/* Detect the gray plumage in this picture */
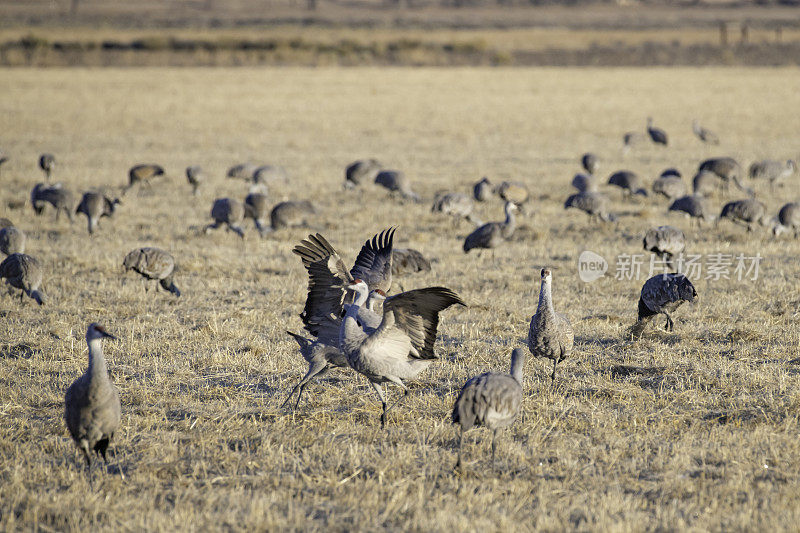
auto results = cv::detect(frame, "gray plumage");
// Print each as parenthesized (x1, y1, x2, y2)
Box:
(31, 183, 75, 222)
(571, 173, 598, 193)
(668, 195, 714, 226)
(0, 253, 45, 305)
(345, 159, 382, 189)
(227, 162, 259, 180)
(608, 170, 648, 197)
(451, 347, 524, 470)
(76, 192, 120, 235)
(773, 202, 800, 237)
(692, 170, 722, 197)
(652, 174, 686, 200)
(634, 273, 697, 333)
(643, 225, 685, 268)
(692, 120, 719, 145)
(698, 157, 742, 187)
(253, 165, 289, 186)
(473, 177, 493, 202)
(185, 166, 204, 195)
(431, 192, 481, 226)
(339, 279, 465, 427)
(718, 198, 768, 231)
(495, 181, 529, 206)
(581, 153, 599, 175)
(392, 248, 432, 276)
(647, 117, 668, 145)
(64, 323, 120, 467)
(528, 268, 573, 382)
(284, 230, 395, 409)
(660, 168, 682, 179)
(463, 202, 517, 253)
(748, 159, 796, 190)
(0, 218, 13, 229)
(206, 198, 245, 238)
(244, 192, 270, 237)
(0, 226, 25, 256)
(123, 247, 180, 297)
(270, 200, 316, 230)
(124, 164, 165, 194)
(564, 191, 615, 222)
(39, 153, 55, 180)
(374, 170, 421, 202)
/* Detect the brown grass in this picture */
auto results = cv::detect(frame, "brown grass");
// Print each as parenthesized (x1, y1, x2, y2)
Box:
(1, 67, 800, 530)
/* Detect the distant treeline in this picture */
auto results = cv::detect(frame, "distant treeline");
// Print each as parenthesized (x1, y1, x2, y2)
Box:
(3, 34, 800, 66)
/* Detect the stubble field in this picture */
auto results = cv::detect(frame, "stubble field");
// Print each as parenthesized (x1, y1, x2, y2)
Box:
(1, 67, 800, 530)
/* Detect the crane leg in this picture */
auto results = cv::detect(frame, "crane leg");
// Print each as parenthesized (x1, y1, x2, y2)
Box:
(551, 358, 558, 382)
(663, 312, 674, 332)
(371, 382, 389, 428)
(455, 427, 464, 471)
(491, 429, 498, 468)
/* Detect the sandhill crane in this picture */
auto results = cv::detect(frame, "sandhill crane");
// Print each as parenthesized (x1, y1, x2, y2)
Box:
(647, 117, 668, 146)
(718, 198, 768, 231)
(39, 153, 55, 180)
(571, 173, 598, 193)
(463, 202, 517, 254)
(0, 253, 45, 305)
(375, 170, 421, 202)
(451, 347, 524, 470)
(0, 226, 25, 256)
(773, 202, 800, 237)
(64, 323, 120, 467)
(206, 198, 246, 238)
(185, 166, 204, 195)
(668, 195, 714, 227)
(496, 181, 529, 208)
(270, 200, 316, 230)
(31, 183, 75, 222)
(528, 268, 573, 382)
(622, 131, 645, 155)
(632, 273, 696, 335)
(244, 191, 270, 237)
(227, 162, 258, 181)
(392, 248, 432, 276)
(692, 120, 719, 145)
(692, 170, 722, 197)
(345, 159, 382, 189)
(285, 229, 396, 409)
(432, 192, 482, 226)
(564, 191, 615, 223)
(698, 157, 741, 190)
(660, 168, 682, 179)
(652, 174, 686, 200)
(253, 165, 289, 186)
(124, 164, 165, 195)
(643, 226, 685, 268)
(748, 159, 796, 190)
(123, 247, 180, 297)
(75, 192, 120, 235)
(340, 279, 465, 427)
(608, 170, 648, 197)
(581, 153, 599, 175)
(473, 177, 493, 202)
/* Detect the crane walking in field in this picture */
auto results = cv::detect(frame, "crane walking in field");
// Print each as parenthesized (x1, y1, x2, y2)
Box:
(632, 273, 697, 335)
(431, 192, 482, 227)
(39, 153, 55, 180)
(463, 202, 517, 254)
(186, 166, 204, 195)
(123, 247, 180, 297)
(717, 198, 768, 232)
(647, 117, 668, 146)
(124, 164, 165, 194)
(565, 191, 615, 223)
(692, 120, 719, 145)
(31, 183, 75, 222)
(451, 347, 524, 470)
(76, 191, 121, 235)
(528, 268, 573, 382)
(0, 253, 45, 305)
(65, 323, 120, 468)
(206, 198, 246, 238)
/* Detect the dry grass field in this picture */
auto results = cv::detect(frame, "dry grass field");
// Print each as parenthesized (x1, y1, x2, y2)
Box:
(1, 67, 800, 530)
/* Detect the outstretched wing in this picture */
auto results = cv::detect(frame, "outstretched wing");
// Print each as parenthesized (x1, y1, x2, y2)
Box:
(292, 234, 353, 338)
(350, 227, 395, 294)
(382, 286, 466, 360)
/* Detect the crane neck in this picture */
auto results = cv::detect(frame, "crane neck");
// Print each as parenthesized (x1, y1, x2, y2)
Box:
(510, 349, 525, 384)
(87, 337, 108, 379)
(537, 277, 554, 314)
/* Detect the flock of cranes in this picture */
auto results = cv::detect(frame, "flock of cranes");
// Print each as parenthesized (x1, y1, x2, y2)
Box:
(1, 114, 797, 474)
